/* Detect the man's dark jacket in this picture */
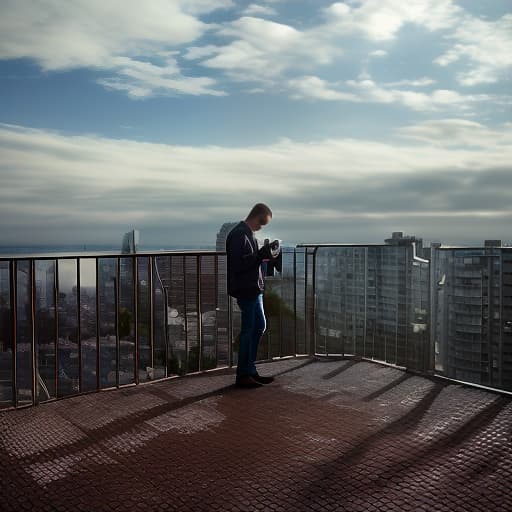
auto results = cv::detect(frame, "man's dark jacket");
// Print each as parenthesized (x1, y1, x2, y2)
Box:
(226, 221, 265, 299)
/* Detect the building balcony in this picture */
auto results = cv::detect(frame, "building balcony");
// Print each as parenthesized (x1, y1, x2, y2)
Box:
(2, 245, 512, 406)
(0, 356, 510, 511)
(0, 246, 512, 510)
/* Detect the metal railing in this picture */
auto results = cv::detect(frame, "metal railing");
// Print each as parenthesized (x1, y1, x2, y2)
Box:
(1, 243, 511, 409)
(300, 244, 431, 371)
(0, 248, 306, 409)
(300, 243, 512, 393)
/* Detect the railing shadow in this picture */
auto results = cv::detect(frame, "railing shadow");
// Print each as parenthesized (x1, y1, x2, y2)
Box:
(362, 373, 412, 402)
(284, 383, 510, 510)
(321, 360, 359, 380)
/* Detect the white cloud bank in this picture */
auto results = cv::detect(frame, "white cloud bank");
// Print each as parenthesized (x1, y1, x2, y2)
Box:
(323, 0, 461, 40)
(435, 13, 512, 86)
(288, 76, 494, 111)
(188, 16, 338, 84)
(323, 0, 512, 86)
(184, 0, 511, 105)
(0, 0, 231, 97)
(0, 0, 510, 102)
(398, 119, 512, 147)
(1, 122, 511, 245)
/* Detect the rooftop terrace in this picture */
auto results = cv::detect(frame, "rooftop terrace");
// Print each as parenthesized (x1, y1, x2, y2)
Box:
(1, 357, 511, 512)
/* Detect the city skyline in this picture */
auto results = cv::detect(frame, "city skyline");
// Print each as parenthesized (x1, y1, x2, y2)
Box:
(0, 1, 511, 247)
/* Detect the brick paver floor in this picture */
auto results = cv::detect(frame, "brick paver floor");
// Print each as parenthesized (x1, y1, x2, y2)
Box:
(1, 357, 511, 511)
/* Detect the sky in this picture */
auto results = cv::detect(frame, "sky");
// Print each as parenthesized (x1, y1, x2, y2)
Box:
(0, 0, 511, 248)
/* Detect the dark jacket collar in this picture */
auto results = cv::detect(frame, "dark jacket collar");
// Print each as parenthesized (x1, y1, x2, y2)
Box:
(239, 220, 253, 235)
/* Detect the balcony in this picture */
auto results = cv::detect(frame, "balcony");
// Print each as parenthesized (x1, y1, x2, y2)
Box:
(1, 356, 511, 511)
(0, 246, 511, 510)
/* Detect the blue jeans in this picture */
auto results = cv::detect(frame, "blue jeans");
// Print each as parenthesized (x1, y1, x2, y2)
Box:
(236, 293, 266, 377)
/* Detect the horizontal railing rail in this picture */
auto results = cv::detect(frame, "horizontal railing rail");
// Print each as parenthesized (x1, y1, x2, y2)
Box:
(0, 249, 224, 262)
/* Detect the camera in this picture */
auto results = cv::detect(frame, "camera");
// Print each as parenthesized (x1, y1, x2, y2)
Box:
(263, 238, 282, 276)
(264, 238, 281, 258)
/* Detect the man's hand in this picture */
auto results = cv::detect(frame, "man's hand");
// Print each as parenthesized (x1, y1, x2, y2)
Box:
(258, 240, 280, 260)
(257, 244, 272, 260)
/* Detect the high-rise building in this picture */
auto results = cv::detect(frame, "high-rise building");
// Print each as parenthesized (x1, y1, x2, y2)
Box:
(216, 222, 238, 252)
(121, 229, 139, 254)
(432, 241, 512, 390)
(314, 233, 431, 371)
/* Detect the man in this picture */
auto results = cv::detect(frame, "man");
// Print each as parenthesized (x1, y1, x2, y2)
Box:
(225, 203, 280, 388)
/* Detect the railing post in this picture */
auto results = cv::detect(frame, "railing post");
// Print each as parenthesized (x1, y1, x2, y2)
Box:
(293, 247, 297, 356)
(134, 256, 139, 385)
(163, 258, 170, 379)
(305, 249, 310, 356)
(183, 255, 188, 374)
(30, 259, 36, 405)
(114, 258, 119, 388)
(95, 259, 100, 391)
(280, 254, 285, 358)
(55, 259, 60, 396)
(364, 247, 368, 359)
(311, 247, 318, 356)
(214, 253, 218, 367)
(304, 249, 308, 355)
(149, 256, 154, 372)
(77, 258, 82, 394)
(197, 255, 202, 372)
(9, 260, 16, 408)
(304, 247, 315, 357)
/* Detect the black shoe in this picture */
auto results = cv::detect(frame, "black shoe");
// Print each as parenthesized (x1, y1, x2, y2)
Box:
(252, 374, 274, 385)
(235, 375, 263, 388)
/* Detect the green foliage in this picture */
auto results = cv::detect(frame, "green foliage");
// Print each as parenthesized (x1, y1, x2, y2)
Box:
(263, 290, 295, 319)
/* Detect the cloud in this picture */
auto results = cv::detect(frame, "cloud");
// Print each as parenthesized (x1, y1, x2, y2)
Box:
(0, 0, 230, 97)
(243, 4, 277, 16)
(320, 1, 511, 88)
(323, 0, 462, 41)
(188, 16, 339, 83)
(182, 0, 509, 106)
(288, 76, 359, 101)
(384, 77, 436, 87)
(98, 56, 226, 98)
(1, 122, 512, 245)
(434, 13, 512, 86)
(288, 76, 493, 111)
(397, 119, 512, 147)
(347, 80, 494, 111)
(0, 0, 211, 69)
(2, 0, 508, 103)
(183, 45, 221, 60)
(184, 0, 235, 15)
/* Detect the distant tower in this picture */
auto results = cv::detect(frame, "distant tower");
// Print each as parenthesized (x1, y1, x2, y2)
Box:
(121, 229, 140, 254)
(385, 231, 428, 259)
(216, 222, 238, 251)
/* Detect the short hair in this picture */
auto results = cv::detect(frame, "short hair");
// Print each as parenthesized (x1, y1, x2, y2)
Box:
(247, 203, 272, 220)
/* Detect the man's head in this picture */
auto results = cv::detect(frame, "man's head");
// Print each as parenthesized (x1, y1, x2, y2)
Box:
(244, 203, 272, 232)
